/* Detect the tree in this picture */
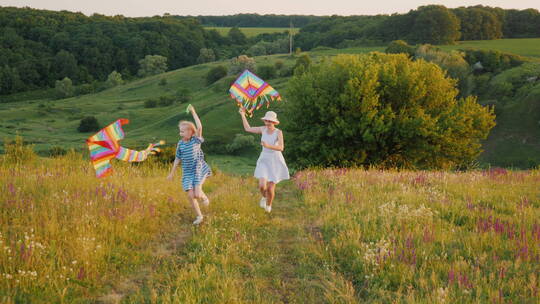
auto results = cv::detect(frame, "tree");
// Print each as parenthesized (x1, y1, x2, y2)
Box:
(408, 5, 461, 44)
(228, 27, 247, 45)
(197, 48, 216, 64)
(138, 55, 168, 77)
(105, 70, 124, 88)
(0, 65, 24, 94)
(283, 53, 495, 169)
(53, 50, 79, 82)
(55, 77, 74, 99)
(453, 7, 502, 40)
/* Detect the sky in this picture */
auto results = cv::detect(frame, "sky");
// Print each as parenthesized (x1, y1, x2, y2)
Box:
(0, 0, 538, 17)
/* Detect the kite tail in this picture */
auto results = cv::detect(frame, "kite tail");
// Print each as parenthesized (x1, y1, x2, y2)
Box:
(115, 141, 164, 162)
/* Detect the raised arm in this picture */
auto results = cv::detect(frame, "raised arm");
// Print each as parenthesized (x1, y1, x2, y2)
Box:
(189, 106, 203, 137)
(239, 108, 262, 134)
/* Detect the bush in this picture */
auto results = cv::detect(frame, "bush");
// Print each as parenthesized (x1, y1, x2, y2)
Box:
(206, 65, 228, 85)
(158, 78, 168, 86)
(77, 116, 100, 133)
(283, 53, 496, 169)
(229, 55, 256, 75)
(175, 88, 192, 103)
(144, 99, 157, 108)
(2, 135, 36, 164)
(257, 65, 277, 80)
(76, 83, 94, 95)
(158, 95, 175, 107)
(385, 40, 415, 57)
(226, 134, 258, 154)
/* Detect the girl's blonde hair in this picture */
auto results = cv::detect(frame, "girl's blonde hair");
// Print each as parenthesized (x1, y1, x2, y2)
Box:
(179, 121, 197, 136)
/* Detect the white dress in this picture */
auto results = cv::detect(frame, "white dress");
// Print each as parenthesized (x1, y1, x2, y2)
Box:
(254, 127, 290, 183)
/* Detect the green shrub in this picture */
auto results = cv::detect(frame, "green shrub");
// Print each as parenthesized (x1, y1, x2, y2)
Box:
(158, 95, 175, 107)
(144, 99, 157, 108)
(256, 65, 277, 80)
(206, 65, 228, 85)
(225, 134, 258, 154)
(175, 88, 192, 103)
(77, 116, 100, 133)
(158, 78, 168, 86)
(385, 40, 415, 57)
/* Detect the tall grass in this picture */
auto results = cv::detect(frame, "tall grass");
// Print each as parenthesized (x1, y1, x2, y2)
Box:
(1, 139, 538, 303)
(294, 168, 540, 303)
(0, 150, 195, 302)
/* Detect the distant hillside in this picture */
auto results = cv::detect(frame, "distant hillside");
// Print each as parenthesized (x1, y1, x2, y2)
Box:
(1, 40, 539, 170)
(177, 14, 325, 27)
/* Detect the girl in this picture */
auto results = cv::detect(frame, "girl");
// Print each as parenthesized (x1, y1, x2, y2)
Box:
(168, 105, 211, 225)
(239, 108, 289, 213)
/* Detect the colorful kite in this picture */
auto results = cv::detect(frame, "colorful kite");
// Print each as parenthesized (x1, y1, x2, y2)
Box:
(86, 119, 163, 178)
(229, 70, 281, 116)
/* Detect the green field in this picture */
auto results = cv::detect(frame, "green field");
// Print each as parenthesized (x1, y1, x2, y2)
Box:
(328, 38, 540, 59)
(440, 38, 540, 58)
(204, 26, 298, 37)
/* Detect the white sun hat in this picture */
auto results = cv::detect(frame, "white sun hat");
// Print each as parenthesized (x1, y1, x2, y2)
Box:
(260, 111, 280, 124)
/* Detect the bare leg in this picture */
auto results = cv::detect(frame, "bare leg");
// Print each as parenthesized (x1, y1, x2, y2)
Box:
(258, 178, 268, 197)
(188, 189, 203, 217)
(194, 178, 208, 201)
(266, 182, 276, 207)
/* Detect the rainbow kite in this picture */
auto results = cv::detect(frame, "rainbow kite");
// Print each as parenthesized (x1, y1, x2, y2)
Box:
(229, 70, 281, 116)
(86, 119, 163, 178)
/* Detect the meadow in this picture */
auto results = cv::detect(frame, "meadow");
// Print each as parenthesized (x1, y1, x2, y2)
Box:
(204, 27, 298, 37)
(1, 147, 539, 303)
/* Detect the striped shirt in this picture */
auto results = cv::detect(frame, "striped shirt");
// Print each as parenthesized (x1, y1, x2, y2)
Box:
(175, 136, 211, 191)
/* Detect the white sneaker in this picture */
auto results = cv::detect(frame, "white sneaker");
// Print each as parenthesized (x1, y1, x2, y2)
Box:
(259, 197, 267, 208)
(193, 216, 204, 225)
(265, 205, 272, 213)
(202, 197, 210, 207)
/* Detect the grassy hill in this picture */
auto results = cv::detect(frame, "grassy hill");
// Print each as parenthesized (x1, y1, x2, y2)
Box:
(1, 38, 540, 171)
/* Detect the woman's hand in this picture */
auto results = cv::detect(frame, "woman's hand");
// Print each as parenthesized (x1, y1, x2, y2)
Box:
(167, 173, 174, 181)
(261, 141, 269, 148)
(239, 107, 246, 116)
